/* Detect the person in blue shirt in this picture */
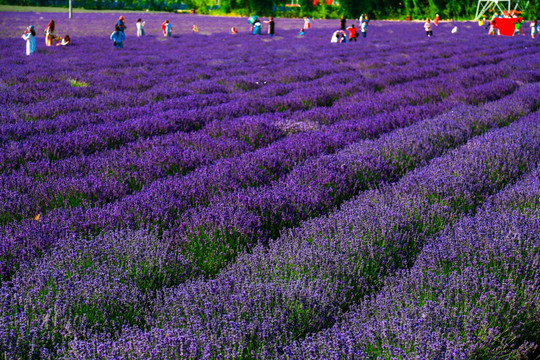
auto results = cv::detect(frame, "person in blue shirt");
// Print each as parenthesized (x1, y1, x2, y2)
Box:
(252, 19, 262, 35)
(117, 16, 127, 32)
(110, 25, 126, 48)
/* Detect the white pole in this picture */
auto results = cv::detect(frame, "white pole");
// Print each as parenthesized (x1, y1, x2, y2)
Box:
(69, 0, 72, 18)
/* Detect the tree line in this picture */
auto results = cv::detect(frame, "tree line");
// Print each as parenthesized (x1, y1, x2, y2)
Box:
(2, 0, 538, 19)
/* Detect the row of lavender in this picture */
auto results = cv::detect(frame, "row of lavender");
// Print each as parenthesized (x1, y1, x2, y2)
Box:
(284, 157, 540, 359)
(1, 79, 539, 283)
(2, 106, 539, 358)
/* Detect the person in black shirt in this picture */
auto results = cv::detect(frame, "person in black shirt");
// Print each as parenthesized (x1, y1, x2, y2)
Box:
(265, 17, 275, 36)
(340, 16, 346, 30)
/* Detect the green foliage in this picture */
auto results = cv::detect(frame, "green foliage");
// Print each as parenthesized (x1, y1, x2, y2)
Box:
(0, 0, 536, 19)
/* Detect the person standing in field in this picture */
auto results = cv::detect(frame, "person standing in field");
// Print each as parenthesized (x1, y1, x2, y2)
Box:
(117, 16, 127, 32)
(361, 15, 369, 38)
(513, 18, 523, 36)
(531, 20, 538, 39)
(252, 18, 262, 35)
(304, 16, 312, 29)
(22, 25, 36, 55)
(110, 24, 126, 48)
(161, 20, 172, 37)
(136, 18, 145, 37)
(434, 14, 440, 25)
(424, 19, 433, 37)
(44, 20, 56, 46)
(340, 16, 346, 30)
(264, 17, 275, 36)
(488, 19, 498, 35)
(347, 24, 358, 41)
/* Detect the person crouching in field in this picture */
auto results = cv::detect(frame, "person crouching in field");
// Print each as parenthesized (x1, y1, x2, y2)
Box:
(56, 35, 70, 46)
(110, 25, 126, 48)
(22, 25, 36, 55)
(162, 20, 172, 37)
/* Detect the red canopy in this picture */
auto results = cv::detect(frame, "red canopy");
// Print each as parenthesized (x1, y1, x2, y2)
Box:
(494, 17, 523, 37)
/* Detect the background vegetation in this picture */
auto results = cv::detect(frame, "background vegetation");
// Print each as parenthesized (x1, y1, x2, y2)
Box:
(0, 0, 538, 21)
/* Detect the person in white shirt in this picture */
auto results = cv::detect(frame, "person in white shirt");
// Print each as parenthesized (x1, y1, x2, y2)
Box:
(304, 16, 312, 29)
(56, 35, 70, 46)
(424, 19, 433, 37)
(361, 15, 368, 38)
(22, 25, 36, 55)
(136, 18, 145, 37)
(531, 20, 538, 39)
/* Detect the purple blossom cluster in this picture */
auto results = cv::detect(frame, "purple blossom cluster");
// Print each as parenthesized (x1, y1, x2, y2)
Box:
(0, 11, 539, 359)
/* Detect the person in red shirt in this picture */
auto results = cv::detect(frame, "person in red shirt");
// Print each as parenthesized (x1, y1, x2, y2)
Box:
(434, 14, 440, 26)
(347, 24, 358, 41)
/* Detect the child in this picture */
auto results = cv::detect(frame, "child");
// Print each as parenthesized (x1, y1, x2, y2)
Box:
(136, 18, 145, 37)
(44, 20, 55, 46)
(161, 20, 172, 37)
(513, 18, 523, 36)
(110, 24, 126, 48)
(192, 24, 199, 32)
(56, 35, 70, 46)
(264, 17, 275, 36)
(231, 27, 238, 34)
(424, 19, 433, 37)
(22, 25, 36, 56)
(531, 20, 538, 39)
(299, 28, 305, 35)
(347, 24, 358, 41)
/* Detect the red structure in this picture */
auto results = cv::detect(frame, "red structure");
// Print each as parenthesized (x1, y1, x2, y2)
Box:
(313, 0, 336, 5)
(494, 17, 523, 36)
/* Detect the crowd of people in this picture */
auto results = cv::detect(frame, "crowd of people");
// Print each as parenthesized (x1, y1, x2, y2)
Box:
(21, 13, 540, 55)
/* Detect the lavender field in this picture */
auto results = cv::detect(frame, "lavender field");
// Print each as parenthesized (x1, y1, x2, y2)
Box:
(1, 10, 540, 359)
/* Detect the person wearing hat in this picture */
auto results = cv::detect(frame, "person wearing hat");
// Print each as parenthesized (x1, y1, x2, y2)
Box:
(22, 25, 36, 55)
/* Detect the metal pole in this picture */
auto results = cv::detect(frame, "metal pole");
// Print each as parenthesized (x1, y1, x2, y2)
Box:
(69, 0, 72, 18)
